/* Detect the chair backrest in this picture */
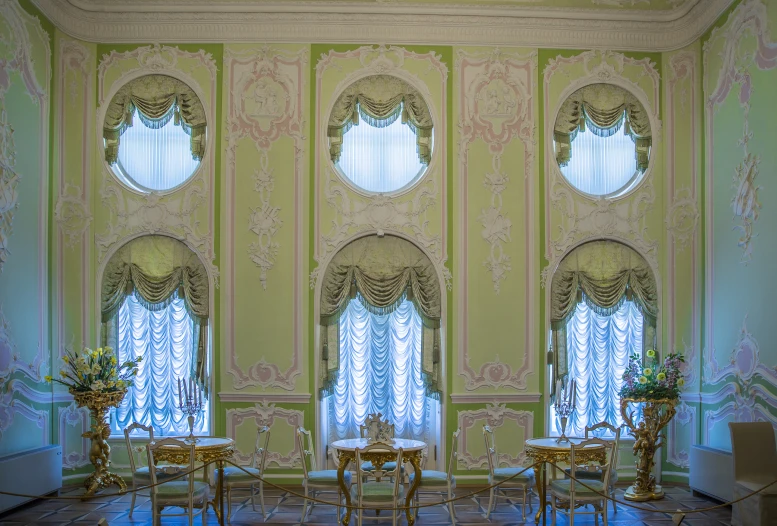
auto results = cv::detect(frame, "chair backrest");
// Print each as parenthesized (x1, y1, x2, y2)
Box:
(297, 427, 315, 478)
(252, 426, 271, 471)
(355, 443, 403, 506)
(729, 422, 777, 482)
(360, 413, 395, 442)
(447, 428, 461, 479)
(483, 425, 498, 476)
(146, 438, 195, 502)
(124, 422, 154, 474)
(569, 437, 616, 497)
(584, 421, 621, 470)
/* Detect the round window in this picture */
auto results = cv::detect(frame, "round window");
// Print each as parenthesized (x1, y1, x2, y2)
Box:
(103, 75, 207, 193)
(553, 84, 652, 198)
(327, 75, 433, 194)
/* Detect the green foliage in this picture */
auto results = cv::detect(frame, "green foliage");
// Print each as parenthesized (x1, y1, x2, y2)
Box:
(44, 347, 141, 392)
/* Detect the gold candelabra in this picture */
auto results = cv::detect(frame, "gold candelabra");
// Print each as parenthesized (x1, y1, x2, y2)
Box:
(554, 378, 577, 443)
(70, 389, 128, 497)
(620, 397, 677, 501)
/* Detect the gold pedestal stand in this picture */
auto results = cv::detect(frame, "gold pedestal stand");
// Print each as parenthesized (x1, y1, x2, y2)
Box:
(620, 397, 677, 502)
(70, 389, 128, 497)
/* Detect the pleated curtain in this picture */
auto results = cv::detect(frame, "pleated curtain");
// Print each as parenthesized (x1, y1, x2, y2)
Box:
(319, 235, 441, 399)
(101, 235, 210, 394)
(549, 240, 657, 399)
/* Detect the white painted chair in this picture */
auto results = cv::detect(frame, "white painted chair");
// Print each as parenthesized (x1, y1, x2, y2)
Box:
(123, 422, 186, 518)
(411, 428, 459, 524)
(549, 437, 615, 526)
(359, 413, 401, 481)
(298, 427, 351, 523)
(146, 437, 210, 526)
(729, 422, 777, 526)
(564, 420, 621, 513)
(353, 442, 405, 526)
(483, 425, 535, 521)
(215, 425, 270, 521)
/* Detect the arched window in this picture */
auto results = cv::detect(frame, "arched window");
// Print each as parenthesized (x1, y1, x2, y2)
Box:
(319, 236, 442, 459)
(553, 83, 652, 198)
(101, 236, 210, 436)
(103, 75, 207, 192)
(549, 241, 658, 436)
(328, 75, 433, 194)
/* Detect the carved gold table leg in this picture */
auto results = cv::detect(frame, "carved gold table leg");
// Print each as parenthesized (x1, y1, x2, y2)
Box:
(533, 462, 546, 524)
(404, 453, 422, 526)
(338, 453, 353, 526)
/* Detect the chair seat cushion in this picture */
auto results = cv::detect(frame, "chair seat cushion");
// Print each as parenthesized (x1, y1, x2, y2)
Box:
(550, 479, 606, 497)
(409, 470, 454, 487)
(134, 465, 185, 481)
(361, 461, 401, 472)
(216, 466, 262, 482)
(563, 468, 618, 484)
(155, 481, 209, 500)
(308, 470, 352, 486)
(492, 467, 535, 484)
(352, 481, 405, 502)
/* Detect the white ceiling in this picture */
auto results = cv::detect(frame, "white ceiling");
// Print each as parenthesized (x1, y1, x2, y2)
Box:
(33, 0, 734, 51)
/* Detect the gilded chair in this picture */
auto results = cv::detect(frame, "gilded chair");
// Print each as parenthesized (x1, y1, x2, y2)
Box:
(215, 425, 270, 521)
(146, 438, 210, 526)
(410, 428, 460, 525)
(483, 425, 535, 521)
(564, 421, 621, 512)
(549, 437, 616, 526)
(298, 427, 351, 523)
(729, 422, 777, 526)
(353, 443, 405, 526)
(123, 422, 186, 518)
(360, 413, 400, 481)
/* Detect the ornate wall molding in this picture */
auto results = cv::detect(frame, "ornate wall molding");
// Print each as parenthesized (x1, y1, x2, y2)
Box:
(54, 183, 92, 249)
(455, 47, 536, 392)
(34, 0, 735, 53)
(665, 187, 699, 251)
(667, 401, 696, 469)
(223, 45, 307, 391)
(225, 402, 304, 468)
(456, 403, 533, 469)
(58, 401, 90, 469)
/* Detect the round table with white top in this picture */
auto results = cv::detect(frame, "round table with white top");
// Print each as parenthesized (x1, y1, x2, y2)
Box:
(329, 438, 426, 526)
(524, 437, 608, 525)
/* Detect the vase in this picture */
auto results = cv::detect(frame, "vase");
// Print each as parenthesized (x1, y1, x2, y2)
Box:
(619, 397, 677, 502)
(70, 388, 128, 496)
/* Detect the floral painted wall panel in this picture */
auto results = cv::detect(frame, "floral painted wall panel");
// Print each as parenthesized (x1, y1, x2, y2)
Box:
(702, 0, 777, 449)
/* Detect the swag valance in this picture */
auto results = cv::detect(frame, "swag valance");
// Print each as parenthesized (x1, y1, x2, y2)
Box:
(101, 236, 210, 393)
(103, 74, 207, 165)
(328, 75, 433, 165)
(549, 240, 657, 397)
(319, 235, 441, 399)
(554, 83, 652, 172)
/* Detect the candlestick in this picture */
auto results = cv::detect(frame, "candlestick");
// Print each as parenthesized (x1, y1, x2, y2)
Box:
(555, 377, 576, 444)
(178, 377, 203, 444)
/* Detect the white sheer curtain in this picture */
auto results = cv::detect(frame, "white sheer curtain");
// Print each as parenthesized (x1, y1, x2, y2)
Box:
(116, 108, 201, 192)
(550, 300, 643, 438)
(329, 297, 427, 442)
(111, 293, 209, 436)
(559, 114, 639, 196)
(336, 103, 426, 193)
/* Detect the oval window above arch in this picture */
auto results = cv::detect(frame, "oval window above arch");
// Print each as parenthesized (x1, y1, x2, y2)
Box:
(553, 84, 652, 198)
(103, 75, 207, 193)
(327, 75, 434, 194)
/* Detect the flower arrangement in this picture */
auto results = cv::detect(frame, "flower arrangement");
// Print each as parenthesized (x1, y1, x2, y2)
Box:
(45, 347, 141, 393)
(620, 349, 685, 400)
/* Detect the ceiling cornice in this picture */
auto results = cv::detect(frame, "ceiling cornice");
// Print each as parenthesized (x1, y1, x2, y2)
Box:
(32, 0, 734, 52)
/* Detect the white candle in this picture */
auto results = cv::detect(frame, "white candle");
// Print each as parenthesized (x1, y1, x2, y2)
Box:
(189, 378, 193, 402)
(571, 379, 576, 408)
(178, 378, 183, 407)
(199, 383, 203, 406)
(183, 378, 188, 402)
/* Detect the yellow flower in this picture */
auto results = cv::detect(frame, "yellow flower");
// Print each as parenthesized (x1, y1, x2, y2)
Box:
(59, 370, 67, 378)
(63, 355, 69, 364)
(656, 372, 666, 381)
(639, 376, 648, 384)
(678, 378, 685, 387)
(110, 357, 117, 365)
(44, 375, 52, 383)
(643, 368, 653, 376)
(646, 350, 656, 358)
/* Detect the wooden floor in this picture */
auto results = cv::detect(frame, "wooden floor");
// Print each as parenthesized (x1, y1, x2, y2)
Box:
(0, 484, 731, 525)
